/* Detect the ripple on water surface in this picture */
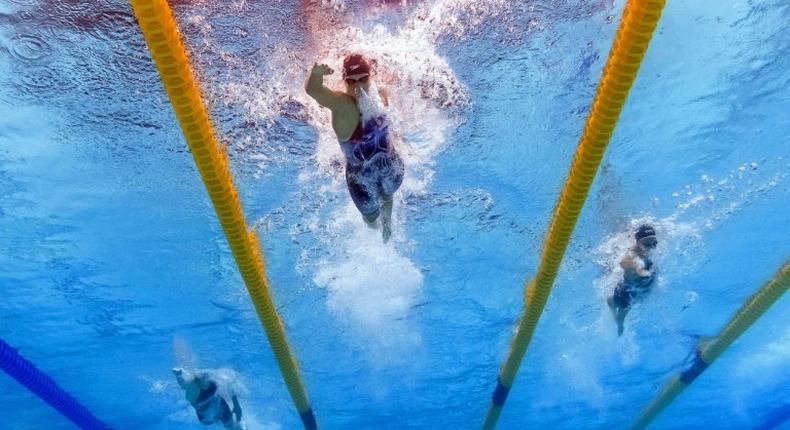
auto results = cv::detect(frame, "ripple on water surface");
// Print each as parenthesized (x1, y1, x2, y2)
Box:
(17, 65, 78, 97)
(76, 10, 137, 42)
(4, 0, 38, 6)
(111, 38, 158, 85)
(9, 33, 52, 62)
(50, 0, 94, 14)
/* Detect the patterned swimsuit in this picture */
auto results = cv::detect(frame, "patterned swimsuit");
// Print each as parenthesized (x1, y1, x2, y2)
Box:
(339, 113, 404, 215)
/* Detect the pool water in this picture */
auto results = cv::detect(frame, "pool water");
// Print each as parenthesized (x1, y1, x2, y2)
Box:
(0, 0, 788, 429)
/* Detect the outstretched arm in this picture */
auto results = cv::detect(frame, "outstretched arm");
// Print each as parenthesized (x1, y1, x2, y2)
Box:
(305, 63, 346, 110)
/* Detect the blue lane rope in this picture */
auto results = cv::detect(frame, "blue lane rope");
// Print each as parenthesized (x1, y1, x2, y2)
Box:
(678, 348, 710, 385)
(300, 408, 318, 429)
(0, 338, 110, 430)
(492, 378, 511, 407)
(754, 403, 790, 430)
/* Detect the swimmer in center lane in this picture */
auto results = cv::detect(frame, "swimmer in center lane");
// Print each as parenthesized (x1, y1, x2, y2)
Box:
(305, 54, 405, 242)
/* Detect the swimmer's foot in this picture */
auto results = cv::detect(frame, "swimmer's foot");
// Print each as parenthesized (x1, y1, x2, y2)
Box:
(615, 309, 627, 336)
(363, 216, 378, 230)
(607, 297, 625, 336)
(363, 210, 380, 229)
(382, 222, 392, 243)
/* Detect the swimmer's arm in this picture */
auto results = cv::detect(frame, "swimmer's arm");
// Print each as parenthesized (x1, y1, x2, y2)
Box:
(305, 64, 346, 111)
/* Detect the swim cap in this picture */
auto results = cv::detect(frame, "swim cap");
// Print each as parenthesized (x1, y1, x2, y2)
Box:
(343, 54, 371, 78)
(634, 224, 656, 242)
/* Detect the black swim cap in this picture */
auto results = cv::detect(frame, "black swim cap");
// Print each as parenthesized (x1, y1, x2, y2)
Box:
(635, 224, 656, 241)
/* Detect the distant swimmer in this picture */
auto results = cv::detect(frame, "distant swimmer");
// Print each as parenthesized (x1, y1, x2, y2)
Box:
(305, 53, 405, 242)
(173, 367, 243, 429)
(607, 224, 658, 336)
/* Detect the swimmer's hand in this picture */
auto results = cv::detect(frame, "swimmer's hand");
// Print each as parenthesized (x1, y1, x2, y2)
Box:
(311, 63, 334, 76)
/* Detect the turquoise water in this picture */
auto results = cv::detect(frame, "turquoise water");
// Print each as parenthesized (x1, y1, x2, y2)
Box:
(1, 0, 788, 429)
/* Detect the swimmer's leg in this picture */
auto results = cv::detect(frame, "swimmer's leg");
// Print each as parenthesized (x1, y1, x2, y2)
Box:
(231, 395, 242, 422)
(378, 154, 403, 243)
(363, 210, 380, 227)
(606, 297, 624, 336)
(381, 194, 393, 243)
(346, 166, 380, 226)
(614, 305, 629, 337)
(223, 417, 244, 430)
(610, 284, 631, 336)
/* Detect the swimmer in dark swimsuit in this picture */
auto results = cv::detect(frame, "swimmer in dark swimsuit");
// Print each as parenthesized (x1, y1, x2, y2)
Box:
(305, 54, 404, 242)
(173, 368, 243, 429)
(607, 224, 658, 336)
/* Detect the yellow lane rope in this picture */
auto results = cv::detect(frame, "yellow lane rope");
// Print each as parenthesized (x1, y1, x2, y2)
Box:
(482, 1, 666, 429)
(630, 260, 790, 430)
(128, 1, 317, 428)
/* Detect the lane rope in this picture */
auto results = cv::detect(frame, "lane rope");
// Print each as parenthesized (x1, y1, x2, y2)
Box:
(481, 1, 666, 428)
(0, 338, 110, 430)
(630, 260, 790, 430)
(127, 1, 317, 428)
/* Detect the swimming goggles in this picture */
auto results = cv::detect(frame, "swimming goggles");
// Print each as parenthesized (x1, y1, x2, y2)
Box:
(345, 74, 369, 85)
(639, 236, 658, 247)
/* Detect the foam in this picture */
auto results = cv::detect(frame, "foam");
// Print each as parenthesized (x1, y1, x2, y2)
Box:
(312, 203, 423, 337)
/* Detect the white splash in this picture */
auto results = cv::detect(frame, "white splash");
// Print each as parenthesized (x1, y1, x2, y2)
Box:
(312, 202, 424, 355)
(355, 84, 387, 123)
